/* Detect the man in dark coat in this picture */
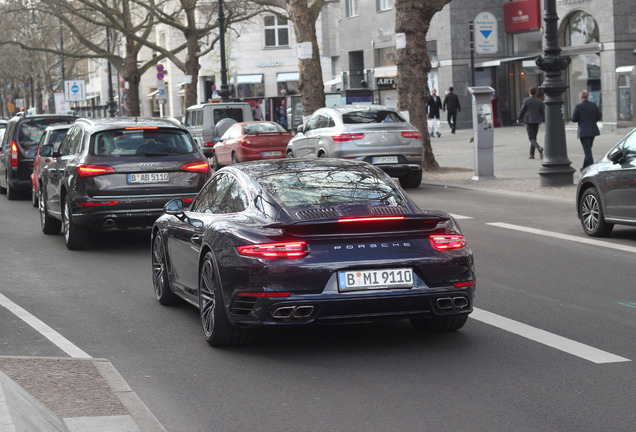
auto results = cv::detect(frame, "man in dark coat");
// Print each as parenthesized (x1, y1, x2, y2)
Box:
(517, 86, 545, 159)
(572, 89, 601, 170)
(427, 88, 443, 138)
(443, 86, 461, 134)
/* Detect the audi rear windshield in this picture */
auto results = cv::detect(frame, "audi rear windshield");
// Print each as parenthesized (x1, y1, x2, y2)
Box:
(257, 169, 406, 208)
(342, 110, 406, 124)
(90, 128, 195, 157)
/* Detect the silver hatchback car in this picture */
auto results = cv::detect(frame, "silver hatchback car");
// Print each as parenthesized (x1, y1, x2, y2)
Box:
(287, 105, 424, 188)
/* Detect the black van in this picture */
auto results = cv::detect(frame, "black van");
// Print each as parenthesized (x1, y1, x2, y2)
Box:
(0, 113, 77, 200)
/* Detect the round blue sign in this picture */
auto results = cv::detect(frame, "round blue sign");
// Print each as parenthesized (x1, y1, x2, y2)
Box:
(71, 84, 79, 93)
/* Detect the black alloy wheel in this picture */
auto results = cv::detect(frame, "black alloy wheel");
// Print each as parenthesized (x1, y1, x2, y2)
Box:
(286, 150, 294, 158)
(63, 196, 88, 250)
(199, 252, 254, 347)
(32, 187, 38, 207)
(211, 153, 221, 171)
(152, 234, 176, 305)
(232, 153, 240, 164)
(39, 190, 61, 234)
(579, 187, 614, 237)
(410, 314, 468, 333)
(6, 172, 18, 200)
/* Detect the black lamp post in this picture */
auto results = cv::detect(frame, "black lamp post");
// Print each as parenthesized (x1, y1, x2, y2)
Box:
(217, 0, 231, 102)
(536, 0, 575, 186)
(106, 27, 117, 117)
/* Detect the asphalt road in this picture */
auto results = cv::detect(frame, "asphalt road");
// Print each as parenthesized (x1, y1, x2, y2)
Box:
(1, 186, 635, 432)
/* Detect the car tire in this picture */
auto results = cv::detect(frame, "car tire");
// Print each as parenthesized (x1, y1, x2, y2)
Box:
(152, 234, 177, 305)
(579, 187, 614, 237)
(6, 173, 18, 200)
(286, 150, 294, 158)
(32, 187, 38, 207)
(0, 179, 6, 194)
(410, 314, 468, 333)
(63, 197, 88, 250)
(211, 153, 222, 171)
(232, 153, 240, 165)
(39, 190, 61, 235)
(199, 252, 255, 347)
(399, 169, 423, 189)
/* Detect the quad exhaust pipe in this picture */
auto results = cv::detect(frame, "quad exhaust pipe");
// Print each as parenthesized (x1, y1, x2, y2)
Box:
(435, 296, 469, 311)
(272, 305, 315, 320)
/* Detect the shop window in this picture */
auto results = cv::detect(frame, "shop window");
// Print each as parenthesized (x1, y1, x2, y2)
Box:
(264, 16, 289, 48)
(563, 11, 599, 46)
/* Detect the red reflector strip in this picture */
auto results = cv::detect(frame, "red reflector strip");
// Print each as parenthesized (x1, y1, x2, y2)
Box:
(338, 216, 405, 223)
(401, 131, 422, 139)
(453, 281, 475, 288)
(181, 198, 194, 203)
(76, 201, 119, 207)
(77, 165, 116, 177)
(430, 234, 466, 251)
(237, 241, 309, 259)
(180, 161, 210, 173)
(236, 292, 291, 298)
(124, 126, 158, 130)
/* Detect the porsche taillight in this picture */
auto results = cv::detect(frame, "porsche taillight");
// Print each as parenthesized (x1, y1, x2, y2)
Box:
(10, 141, 18, 167)
(77, 165, 116, 177)
(237, 241, 309, 259)
(430, 234, 466, 251)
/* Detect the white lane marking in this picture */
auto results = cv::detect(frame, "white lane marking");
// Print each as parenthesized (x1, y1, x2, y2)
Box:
(449, 213, 473, 220)
(487, 222, 636, 254)
(471, 308, 630, 364)
(0, 292, 91, 359)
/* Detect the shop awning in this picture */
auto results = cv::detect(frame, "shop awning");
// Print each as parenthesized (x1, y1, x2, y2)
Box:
(277, 72, 300, 82)
(146, 89, 159, 99)
(324, 77, 341, 87)
(236, 74, 263, 84)
(475, 54, 538, 68)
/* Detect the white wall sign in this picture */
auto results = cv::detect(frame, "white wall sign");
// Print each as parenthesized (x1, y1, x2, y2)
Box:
(297, 42, 312, 60)
(395, 33, 406, 50)
(474, 12, 498, 54)
(64, 80, 87, 102)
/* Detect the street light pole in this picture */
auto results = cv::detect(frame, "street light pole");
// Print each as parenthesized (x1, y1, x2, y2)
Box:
(60, 22, 65, 82)
(106, 27, 116, 117)
(217, 0, 231, 102)
(536, 0, 575, 186)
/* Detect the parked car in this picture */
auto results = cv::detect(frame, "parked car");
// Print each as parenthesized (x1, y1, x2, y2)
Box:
(212, 121, 292, 169)
(151, 158, 475, 346)
(576, 127, 636, 237)
(184, 102, 253, 158)
(286, 105, 424, 188)
(0, 113, 78, 200)
(30, 124, 71, 207)
(38, 117, 211, 250)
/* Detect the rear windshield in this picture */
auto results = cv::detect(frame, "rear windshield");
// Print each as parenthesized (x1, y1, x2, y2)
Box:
(257, 169, 405, 208)
(342, 110, 406, 124)
(90, 128, 195, 157)
(243, 122, 285, 134)
(18, 118, 76, 150)
(213, 108, 245, 124)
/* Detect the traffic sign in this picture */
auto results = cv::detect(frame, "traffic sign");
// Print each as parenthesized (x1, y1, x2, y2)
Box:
(156, 64, 164, 73)
(157, 72, 165, 81)
(474, 12, 498, 54)
(64, 80, 86, 102)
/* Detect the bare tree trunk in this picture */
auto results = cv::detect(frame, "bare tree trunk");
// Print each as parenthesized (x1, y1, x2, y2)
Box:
(286, 1, 324, 116)
(395, 0, 450, 170)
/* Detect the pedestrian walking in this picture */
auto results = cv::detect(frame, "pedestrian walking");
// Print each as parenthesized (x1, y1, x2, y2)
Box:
(427, 88, 443, 138)
(572, 89, 601, 171)
(517, 86, 545, 159)
(443, 86, 461, 133)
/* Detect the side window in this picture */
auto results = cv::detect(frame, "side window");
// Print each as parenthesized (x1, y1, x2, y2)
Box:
(58, 126, 79, 156)
(323, 114, 335, 128)
(191, 174, 248, 214)
(196, 110, 203, 126)
(304, 113, 321, 132)
(2, 123, 15, 148)
(67, 128, 84, 155)
(184, 111, 193, 127)
(623, 130, 636, 158)
(217, 181, 248, 214)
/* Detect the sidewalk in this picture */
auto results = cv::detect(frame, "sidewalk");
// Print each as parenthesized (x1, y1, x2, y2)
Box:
(0, 356, 165, 432)
(422, 121, 628, 201)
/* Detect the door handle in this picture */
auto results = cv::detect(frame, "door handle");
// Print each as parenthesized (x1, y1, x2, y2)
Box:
(191, 235, 203, 245)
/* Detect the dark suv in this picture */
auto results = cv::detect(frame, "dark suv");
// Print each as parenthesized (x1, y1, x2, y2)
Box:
(0, 113, 78, 199)
(38, 117, 211, 250)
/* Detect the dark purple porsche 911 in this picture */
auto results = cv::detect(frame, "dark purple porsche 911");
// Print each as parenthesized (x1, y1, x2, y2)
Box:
(151, 158, 475, 346)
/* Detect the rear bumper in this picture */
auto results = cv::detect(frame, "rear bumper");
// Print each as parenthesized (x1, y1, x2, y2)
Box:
(375, 163, 422, 177)
(70, 193, 198, 229)
(228, 286, 475, 327)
